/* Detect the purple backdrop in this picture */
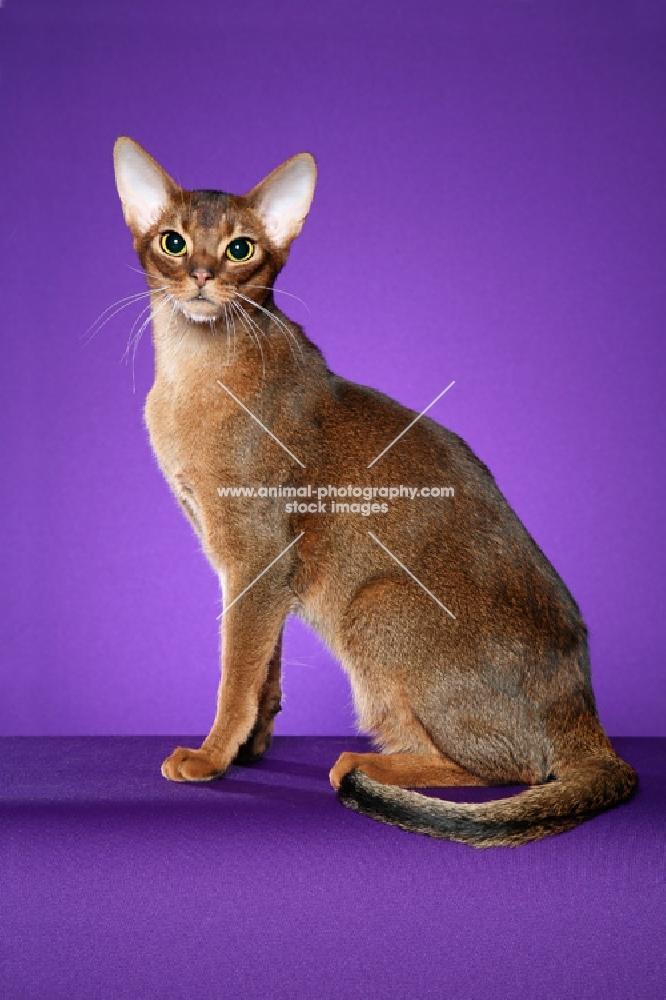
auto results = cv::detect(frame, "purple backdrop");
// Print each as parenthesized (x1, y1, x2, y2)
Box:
(1, 0, 664, 737)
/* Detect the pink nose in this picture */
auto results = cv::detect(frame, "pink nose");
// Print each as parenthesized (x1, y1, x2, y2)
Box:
(191, 268, 213, 288)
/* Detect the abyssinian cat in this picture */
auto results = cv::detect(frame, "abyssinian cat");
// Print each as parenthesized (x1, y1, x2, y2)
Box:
(113, 137, 636, 847)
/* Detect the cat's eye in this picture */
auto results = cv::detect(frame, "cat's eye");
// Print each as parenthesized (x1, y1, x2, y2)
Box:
(160, 231, 187, 257)
(225, 238, 255, 263)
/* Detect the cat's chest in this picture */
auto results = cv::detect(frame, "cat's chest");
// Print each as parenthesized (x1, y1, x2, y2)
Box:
(144, 379, 225, 478)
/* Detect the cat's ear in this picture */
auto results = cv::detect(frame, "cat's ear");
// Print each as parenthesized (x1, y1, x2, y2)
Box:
(248, 153, 317, 249)
(113, 137, 178, 236)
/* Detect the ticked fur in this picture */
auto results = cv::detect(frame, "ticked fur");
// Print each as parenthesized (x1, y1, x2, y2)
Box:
(113, 138, 637, 846)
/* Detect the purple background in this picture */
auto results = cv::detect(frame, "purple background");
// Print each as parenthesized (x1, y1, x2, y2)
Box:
(1, 0, 664, 737)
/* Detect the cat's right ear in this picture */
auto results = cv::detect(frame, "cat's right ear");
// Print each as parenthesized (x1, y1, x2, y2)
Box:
(113, 138, 178, 236)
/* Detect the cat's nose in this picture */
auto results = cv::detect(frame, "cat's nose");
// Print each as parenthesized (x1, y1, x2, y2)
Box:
(190, 267, 214, 288)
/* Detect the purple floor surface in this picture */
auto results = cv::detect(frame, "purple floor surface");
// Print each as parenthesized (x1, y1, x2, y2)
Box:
(1, 736, 664, 999)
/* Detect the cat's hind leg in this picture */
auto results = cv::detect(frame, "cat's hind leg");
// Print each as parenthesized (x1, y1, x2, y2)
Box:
(329, 752, 489, 791)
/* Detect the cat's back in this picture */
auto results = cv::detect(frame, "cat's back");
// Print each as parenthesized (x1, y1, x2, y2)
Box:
(320, 372, 496, 490)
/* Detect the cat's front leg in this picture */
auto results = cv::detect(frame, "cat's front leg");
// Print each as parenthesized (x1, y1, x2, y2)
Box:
(233, 628, 283, 764)
(161, 585, 290, 782)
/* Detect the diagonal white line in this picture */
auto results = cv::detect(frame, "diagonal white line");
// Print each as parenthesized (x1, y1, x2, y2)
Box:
(217, 380, 305, 468)
(217, 532, 305, 619)
(367, 531, 456, 620)
(367, 380, 455, 469)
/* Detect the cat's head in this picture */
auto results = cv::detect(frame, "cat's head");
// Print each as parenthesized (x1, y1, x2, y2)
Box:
(113, 138, 316, 324)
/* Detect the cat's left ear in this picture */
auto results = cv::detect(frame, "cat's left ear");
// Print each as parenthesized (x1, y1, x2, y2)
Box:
(113, 137, 178, 236)
(248, 153, 317, 250)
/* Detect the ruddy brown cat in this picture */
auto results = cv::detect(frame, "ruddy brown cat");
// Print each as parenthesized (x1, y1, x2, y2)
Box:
(113, 137, 636, 847)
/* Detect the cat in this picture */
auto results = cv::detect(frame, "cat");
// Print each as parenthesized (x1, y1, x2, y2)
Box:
(113, 137, 637, 847)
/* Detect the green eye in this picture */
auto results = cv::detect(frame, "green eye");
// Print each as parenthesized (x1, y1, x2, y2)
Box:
(225, 237, 254, 262)
(160, 231, 187, 257)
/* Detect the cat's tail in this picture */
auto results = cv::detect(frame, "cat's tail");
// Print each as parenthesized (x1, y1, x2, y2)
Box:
(337, 751, 637, 848)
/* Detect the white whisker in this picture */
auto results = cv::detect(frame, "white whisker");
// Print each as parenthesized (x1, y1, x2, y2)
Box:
(121, 296, 158, 364)
(230, 300, 238, 362)
(122, 293, 171, 392)
(244, 284, 310, 313)
(122, 301, 153, 361)
(235, 298, 273, 353)
(82, 287, 168, 346)
(235, 290, 302, 359)
(222, 304, 232, 365)
(233, 290, 304, 367)
(165, 299, 178, 350)
(231, 301, 265, 380)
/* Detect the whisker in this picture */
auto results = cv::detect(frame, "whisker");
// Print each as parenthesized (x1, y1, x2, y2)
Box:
(244, 284, 310, 313)
(131, 293, 171, 390)
(82, 288, 167, 346)
(120, 293, 171, 391)
(223, 303, 232, 366)
(231, 301, 265, 380)
(229, 300, 238, 362)
(230, 301, 255, 356)
(88, 289, 153, 328)
(234, 290, 301, 352)
(235, 297, 273, 354)
(233, 290, 304, 367)
(122, 301, 153, 362)
(121, 291, 166, 365)
(232, 301, 266, 379)
(125, 300, 163, 365)
(163, 299, 178, 358)
(124, 263, 151, 277)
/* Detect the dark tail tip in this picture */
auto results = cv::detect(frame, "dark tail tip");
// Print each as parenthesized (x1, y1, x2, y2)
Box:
(337, 768, 363, 807)
(338, 768, 393, 822)
(337, 768, 431, 831)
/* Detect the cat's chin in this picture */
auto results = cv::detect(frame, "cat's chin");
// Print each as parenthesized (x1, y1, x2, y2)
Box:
(178, 299, 223, 324)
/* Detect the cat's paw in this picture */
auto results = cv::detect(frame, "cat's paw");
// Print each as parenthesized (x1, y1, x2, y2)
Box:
(329, 752, 362, 791)
(161, 746, 226, 782)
